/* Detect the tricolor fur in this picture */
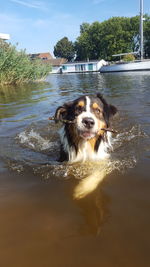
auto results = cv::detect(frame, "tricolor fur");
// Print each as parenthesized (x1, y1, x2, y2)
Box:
(55, 94, 117, 163)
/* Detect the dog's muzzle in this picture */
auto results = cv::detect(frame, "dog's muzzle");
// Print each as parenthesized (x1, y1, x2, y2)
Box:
(77, 116, 96, 140)
(82, 117, 95, 129)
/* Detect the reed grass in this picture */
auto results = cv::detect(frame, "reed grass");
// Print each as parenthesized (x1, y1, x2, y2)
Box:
(0, 40, 51, 85)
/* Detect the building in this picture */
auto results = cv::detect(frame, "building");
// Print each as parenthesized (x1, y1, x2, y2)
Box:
(48, 58, 67, 73)
(29, 52, 67, 73)
(29, 53, 106, 74)
(61, 60, 106, 73)
(29, 52, 53, 60)
(0, 33, 10, 40)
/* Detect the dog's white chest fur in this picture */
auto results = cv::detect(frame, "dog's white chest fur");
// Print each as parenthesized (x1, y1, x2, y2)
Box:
(59, 127, 112, 163)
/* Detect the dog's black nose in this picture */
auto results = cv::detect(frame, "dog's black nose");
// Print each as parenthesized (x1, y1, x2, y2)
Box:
(82, 117, 95, 129)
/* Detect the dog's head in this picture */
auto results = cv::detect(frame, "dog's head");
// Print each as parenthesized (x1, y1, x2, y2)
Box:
(54, 94, 117, 140)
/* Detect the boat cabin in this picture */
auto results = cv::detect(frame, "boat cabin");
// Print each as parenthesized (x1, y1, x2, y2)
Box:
(61, 60, 106, 73)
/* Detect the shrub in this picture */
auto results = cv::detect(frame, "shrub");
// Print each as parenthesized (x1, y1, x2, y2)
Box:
(123, 54, 135, 62)
(0, 40, 51, 85)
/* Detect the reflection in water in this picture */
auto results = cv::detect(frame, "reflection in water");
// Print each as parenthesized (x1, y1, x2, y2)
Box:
(0, 82, 51, 105)
(73, 168, 107, 199)
(0, 81, 54, 124)
(75, 187, 110, 235)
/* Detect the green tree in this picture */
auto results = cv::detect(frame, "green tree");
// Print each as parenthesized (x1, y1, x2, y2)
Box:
(75, 16, 142, 61)
(54, 37, 75, 61)
(75, 21, 103, 61)
(75, 31, 90, 61)
(80, 22, 90, 34)
(99, 17, 137, 60)
(56, 15, 150, 62)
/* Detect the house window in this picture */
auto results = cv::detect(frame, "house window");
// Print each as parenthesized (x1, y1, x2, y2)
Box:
(88, 64, 93, 71)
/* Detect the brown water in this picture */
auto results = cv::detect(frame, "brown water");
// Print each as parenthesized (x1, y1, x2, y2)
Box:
(0, 73, 150, 267)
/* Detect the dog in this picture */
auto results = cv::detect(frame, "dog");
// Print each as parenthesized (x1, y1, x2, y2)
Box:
(54, 93, 117, 164)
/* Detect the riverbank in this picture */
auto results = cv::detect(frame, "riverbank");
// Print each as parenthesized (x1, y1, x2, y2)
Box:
(0, 40, 51, 85)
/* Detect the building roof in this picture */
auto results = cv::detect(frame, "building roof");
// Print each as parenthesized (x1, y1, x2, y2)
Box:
(38, 52, 53, 59)
(29, 52, 67, 66)
(62, 60, 101, 65)
(45, 58, 68, 66)
(30, 52, 53, 60)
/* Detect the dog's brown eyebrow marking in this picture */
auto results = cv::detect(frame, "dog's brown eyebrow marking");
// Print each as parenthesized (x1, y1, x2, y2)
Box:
(77, 101, 85, 107)
(92, 102, 99, 109)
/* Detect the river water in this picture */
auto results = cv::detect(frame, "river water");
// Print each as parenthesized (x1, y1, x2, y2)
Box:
(0, 72, 150, 267)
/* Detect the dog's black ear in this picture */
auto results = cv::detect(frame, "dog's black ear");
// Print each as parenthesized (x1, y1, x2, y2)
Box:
(96, 93, 108, 106)
(97, 93, 117, 117)
(109, 104, 118, 117)
(54, 105, 67, 123)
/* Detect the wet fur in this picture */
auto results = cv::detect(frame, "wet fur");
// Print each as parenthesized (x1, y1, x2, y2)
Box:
(55, 94, 117, 163)
(54, 94, 117, 198)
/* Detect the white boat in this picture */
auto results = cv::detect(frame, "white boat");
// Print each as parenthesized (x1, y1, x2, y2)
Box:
(100, 0, 150, 73)
(100, 59, 150, 73)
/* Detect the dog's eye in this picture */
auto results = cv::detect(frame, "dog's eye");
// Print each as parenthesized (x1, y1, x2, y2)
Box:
(95, 108, 101, 114)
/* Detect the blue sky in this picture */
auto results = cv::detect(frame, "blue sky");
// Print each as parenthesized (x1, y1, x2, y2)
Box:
(0, 0, 150, 55)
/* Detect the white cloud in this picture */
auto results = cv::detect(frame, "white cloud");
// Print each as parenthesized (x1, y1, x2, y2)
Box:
(10, 0, 47, 10)
(0, 11, 81, 54)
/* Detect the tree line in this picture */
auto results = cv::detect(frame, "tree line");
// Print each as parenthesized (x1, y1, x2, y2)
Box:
(54, 15, 150, 61)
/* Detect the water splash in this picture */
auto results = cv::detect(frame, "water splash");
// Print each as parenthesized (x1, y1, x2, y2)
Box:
(114, 124, 148, 147)
(16, 129, 58, 152)
(7, 122, 147, 197)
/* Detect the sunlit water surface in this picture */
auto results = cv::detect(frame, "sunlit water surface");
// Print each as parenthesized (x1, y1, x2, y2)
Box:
(0, 73, 150, 267)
